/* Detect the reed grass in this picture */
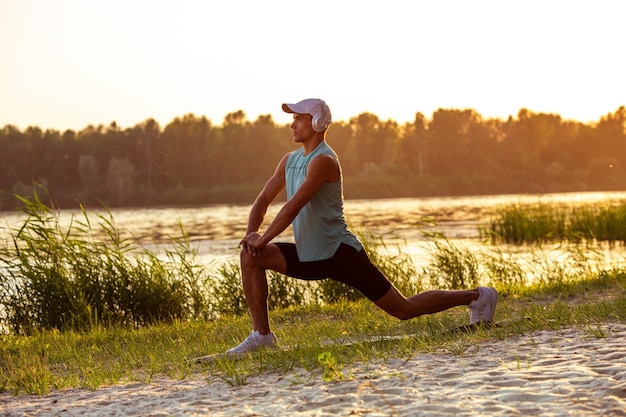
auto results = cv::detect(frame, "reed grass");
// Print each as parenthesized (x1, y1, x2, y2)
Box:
(0, 191, 212, 334)
(422, 233, 481, 290)
(485, 201, 626, 245)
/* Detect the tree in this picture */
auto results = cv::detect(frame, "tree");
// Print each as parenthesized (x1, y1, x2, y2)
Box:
(127, 118, 160, 193)
(160, 114, 219, 188)
(221, 110, 251, 184)
(427, 109, 481, 176)
(106, 157, 137, 205)
(78, 155, 100, 201)
(248, 114, 292, 180)
(397, 112, 430, 176)
(594, 107, 626, 168)
(348, 112, 393, 175)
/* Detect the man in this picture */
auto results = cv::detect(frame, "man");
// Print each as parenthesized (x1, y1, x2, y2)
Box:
(228, 98, 497, 353)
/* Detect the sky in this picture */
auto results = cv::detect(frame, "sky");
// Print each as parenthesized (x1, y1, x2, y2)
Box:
(1, 0, 625, 132)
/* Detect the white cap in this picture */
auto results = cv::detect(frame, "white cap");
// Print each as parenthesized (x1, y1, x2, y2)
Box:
(282, 98, 332, 132)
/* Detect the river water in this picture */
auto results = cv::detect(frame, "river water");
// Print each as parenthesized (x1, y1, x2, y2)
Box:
(2, 191, 626, 269)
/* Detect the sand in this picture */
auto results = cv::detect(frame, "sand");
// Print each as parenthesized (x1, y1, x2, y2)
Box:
(2, 323, 626, 416)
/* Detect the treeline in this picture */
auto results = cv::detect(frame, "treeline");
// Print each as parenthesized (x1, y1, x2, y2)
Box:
(1, 106, 625, 210)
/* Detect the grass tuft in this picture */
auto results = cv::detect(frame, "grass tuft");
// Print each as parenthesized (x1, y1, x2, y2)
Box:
(484, 201, 626, 245)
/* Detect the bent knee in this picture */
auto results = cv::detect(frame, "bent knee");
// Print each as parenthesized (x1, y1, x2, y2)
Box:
(240, 249, 260, 268)
(239, 245, 287, 273)
(380, 307, 414, 321)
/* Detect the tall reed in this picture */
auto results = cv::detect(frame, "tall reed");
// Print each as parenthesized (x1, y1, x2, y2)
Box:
(0, 192, 211, 334)
(484, 201, 626, 245)
(422, 233, 480, 290)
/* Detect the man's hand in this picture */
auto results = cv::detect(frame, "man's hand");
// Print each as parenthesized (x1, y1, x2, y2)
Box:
(240, 231, 264, 256)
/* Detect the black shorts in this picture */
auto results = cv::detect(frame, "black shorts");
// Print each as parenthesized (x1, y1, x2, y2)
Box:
(275, 242, 392, 302)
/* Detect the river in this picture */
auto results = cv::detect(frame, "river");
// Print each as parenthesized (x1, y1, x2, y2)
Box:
(2, 191, 626, 269)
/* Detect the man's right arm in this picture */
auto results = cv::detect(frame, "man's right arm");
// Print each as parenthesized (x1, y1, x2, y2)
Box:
(245, 153, 289, 235)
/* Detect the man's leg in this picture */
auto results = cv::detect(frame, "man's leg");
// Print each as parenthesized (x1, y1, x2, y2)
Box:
(223, 244, 287, 355)
(374, 285, 479, 320)
(239, 243, 287, 334)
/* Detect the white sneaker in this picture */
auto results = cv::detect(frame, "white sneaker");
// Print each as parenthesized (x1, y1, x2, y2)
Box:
(468, 287, 498, 324)
(226, 330, 278, 355)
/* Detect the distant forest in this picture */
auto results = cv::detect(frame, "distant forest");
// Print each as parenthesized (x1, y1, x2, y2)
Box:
(1, 106, 625, 211)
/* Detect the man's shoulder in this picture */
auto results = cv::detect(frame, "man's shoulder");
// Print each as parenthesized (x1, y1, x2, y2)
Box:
(285, 148, 303, 164)
(312, 153, 338, 165)
(318, 141, 338, 157)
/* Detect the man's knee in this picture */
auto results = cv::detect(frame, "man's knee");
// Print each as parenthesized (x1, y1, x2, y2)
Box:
(240, 249, 260, 269)
(240, 245, 286, 273)
(374, 287, 417, 320)
(386, 308, 414, 321)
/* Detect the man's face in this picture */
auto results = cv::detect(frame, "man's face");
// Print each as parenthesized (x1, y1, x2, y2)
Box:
(290, 113, 315, 143)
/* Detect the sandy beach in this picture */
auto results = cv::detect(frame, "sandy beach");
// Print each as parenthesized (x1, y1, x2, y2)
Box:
(2, 322, 625, 416)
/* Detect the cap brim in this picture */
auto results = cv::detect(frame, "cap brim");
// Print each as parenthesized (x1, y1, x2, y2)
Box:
(282, 103, 312, 114)
(282, 103, 296, 113)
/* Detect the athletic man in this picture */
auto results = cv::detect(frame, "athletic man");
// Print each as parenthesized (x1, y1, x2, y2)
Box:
(228, 98, 497, 353)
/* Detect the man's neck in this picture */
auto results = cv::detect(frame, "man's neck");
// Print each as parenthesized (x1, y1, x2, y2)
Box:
(302, 136, 325, 155)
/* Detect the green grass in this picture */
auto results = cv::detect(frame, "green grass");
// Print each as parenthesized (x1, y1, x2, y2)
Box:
(484, 201, 626, 245)
(2, 193, 626, 395)
(0, 192, 214, 334)
(0, 270, 624, 395)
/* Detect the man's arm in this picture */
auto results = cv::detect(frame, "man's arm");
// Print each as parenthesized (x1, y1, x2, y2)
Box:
(243, 154, 339, 253)
(245, 153, 290, 236)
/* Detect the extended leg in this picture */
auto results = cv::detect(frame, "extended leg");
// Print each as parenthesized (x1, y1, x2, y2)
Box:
(374, 286, 479, 320)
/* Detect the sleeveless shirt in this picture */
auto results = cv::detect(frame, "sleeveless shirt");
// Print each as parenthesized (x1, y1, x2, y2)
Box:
(285, 141, 362, 261)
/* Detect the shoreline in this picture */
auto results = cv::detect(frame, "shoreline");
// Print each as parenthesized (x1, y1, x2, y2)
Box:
(2, 322, 625, 416)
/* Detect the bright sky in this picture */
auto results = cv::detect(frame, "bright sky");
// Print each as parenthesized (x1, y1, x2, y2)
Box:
(1, 0, 625, 131)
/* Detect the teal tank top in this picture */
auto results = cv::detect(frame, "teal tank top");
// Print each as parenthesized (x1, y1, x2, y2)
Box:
(285, 141, 362, 261)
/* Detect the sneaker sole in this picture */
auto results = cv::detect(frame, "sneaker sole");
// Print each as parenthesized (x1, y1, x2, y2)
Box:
(192, 345, 277, 364)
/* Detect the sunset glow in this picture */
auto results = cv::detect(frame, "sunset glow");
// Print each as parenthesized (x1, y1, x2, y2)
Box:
(1, 0, 625, 131)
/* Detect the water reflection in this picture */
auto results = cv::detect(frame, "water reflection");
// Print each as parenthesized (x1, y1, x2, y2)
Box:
(2, 191, 626, 266)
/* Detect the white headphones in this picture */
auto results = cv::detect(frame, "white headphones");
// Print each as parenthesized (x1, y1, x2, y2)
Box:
(311, 100, 330, 132)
